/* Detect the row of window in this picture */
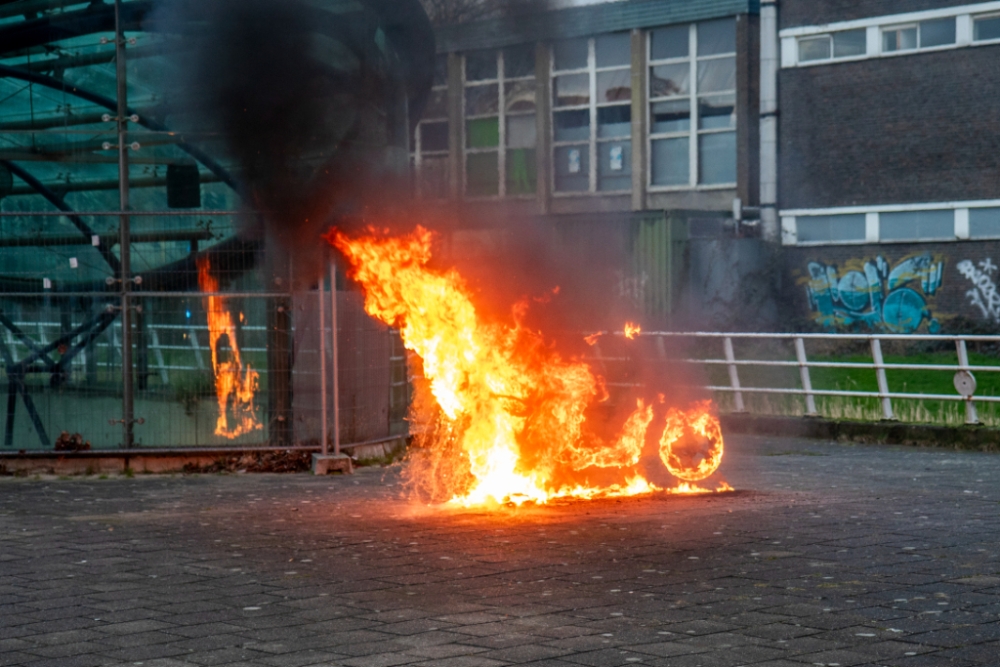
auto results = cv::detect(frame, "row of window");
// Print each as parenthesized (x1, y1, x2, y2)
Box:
(792, 11, 1000, 65)
(411, 18, 737, 200)
(784, 207, 1000, 245)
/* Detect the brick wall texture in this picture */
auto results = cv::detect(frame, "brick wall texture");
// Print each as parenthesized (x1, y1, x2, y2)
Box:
(783, 240, 1000, 332)
(780, 0, 976, 30)
(778, 45, 1000, 210)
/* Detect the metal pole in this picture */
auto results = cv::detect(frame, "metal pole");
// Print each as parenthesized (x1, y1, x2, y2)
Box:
(723, 337, 746, 412)
(330, 262, 341, 456)
(318, 272, 328, 456)
(759, 0, 780, 242)
(114, 0, 134, 448)
(794, 337, 818, 416)
(870, 338, 895, 420)
(956, 339, 979, 425)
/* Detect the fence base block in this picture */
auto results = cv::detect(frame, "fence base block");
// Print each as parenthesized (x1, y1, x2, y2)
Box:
(312, 453, 354, 475)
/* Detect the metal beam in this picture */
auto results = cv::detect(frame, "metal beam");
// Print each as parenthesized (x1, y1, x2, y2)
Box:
(0, 0, 97, 21)
(0, 229, 215, 248)
(8, 175, 193, 195)
(0, 63, 241, 193)
(18, 41, 165, 73)
(9, 172, 221, 194)
(0, 160, 121, 274)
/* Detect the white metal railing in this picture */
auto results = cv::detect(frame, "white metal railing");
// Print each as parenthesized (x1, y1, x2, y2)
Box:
(596, 331, 1000, 425)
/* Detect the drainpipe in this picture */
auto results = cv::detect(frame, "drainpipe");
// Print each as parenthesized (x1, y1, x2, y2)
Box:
(759, 0, 779, 242)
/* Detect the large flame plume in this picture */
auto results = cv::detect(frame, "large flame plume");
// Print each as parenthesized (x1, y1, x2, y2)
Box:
(328, 225, 728, 505)
(196, 256, 263, 439)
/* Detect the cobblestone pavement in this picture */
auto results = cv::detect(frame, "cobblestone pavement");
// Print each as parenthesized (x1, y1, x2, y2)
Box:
(2, 436, 1000, 667)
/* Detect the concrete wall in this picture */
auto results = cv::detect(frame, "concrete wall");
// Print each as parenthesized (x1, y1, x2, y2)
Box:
(783, 240, 1000, 333)
(680, 238, 782, 331)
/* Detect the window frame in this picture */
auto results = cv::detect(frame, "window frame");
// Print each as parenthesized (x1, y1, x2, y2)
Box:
(411, 59, 450, 200)
(796, 29, 868, 63)
(462, 49, 537, 200)
(780, 202, 1000, 246)
(647, 22, 737, 193)
(973, 11, 1000, 43)
(550, 35, 633, 196)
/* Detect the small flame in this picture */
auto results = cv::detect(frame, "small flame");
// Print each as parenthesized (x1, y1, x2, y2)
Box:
(328, 226, 730, 506)
(624, 322, 641, 339)
(583, 332, 603, 346)
(197, 256, 262, 439)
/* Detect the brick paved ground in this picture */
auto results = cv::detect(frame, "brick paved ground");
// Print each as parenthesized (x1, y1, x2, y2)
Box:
(2, 435, 999, 667)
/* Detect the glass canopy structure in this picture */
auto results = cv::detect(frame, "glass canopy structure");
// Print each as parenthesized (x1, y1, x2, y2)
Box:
(0, 0, 433, 450)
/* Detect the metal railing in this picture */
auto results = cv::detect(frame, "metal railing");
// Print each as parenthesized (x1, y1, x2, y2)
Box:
(598, 331, 1000, 425)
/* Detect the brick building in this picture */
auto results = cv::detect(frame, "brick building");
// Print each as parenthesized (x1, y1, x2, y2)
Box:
(415, 0, 1000, 332)
(774, 1, 1000, 332)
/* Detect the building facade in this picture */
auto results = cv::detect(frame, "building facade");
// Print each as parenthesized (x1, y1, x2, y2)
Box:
(410, 0, 762, 324)
(415, 0, 760, 218)
(776, 1, 1000, 332)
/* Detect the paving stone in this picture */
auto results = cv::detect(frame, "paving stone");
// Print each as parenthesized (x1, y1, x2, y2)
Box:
(2, 436, 1000, 667)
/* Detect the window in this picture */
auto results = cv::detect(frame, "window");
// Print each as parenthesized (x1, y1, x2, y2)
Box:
(649, 19, 736, 189)
(970, 208, 1000, 238)
(798, 29, 866, 62)
(974, 14, 1000, 41)
(552, 33, 632, 194)
(797, 214, 866, 243)
(412, 55, 449, 199)
(882, 18, 955, 52)
(882, 24, 918, 52)
(464, 46, 537, 198)
(880, 210, 954, 241)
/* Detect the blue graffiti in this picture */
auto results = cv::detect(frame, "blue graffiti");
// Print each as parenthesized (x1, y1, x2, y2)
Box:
(806, 255, 944, 333)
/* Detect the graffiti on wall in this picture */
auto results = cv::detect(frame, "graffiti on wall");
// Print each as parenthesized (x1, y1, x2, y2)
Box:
(957, 258, 1000, 322)
(805, 254, 944, 333)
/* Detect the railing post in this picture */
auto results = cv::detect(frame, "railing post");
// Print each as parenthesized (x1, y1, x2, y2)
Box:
(794, 337, 818, 416)
(956, 338, 980, 425)
(870, 338, 895, 420)
(723, 336, 746, 412)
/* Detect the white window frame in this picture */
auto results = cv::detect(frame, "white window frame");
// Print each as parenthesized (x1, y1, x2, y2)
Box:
(647, 22, 737, 193)
(880, 23, 920, 53)
(795, 29, 868, 64)
(462, 49, 537, 200)
(550, 35, 633, 196)
(780, 200, 1000, 246)
(972, 11, 1000, 43)
(781, 1, 1000, 68)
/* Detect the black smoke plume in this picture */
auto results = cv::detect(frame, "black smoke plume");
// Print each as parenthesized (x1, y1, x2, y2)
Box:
(155, 0, 434, 282)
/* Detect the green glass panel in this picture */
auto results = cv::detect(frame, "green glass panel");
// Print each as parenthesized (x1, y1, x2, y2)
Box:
(506, 148, 536, 195)
(466, 117, 499, 148)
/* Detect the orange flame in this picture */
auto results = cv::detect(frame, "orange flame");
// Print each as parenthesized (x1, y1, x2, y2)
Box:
(329, 226, 729, 505)
(659, 400, 724, 482)
(624, 322, 641, 339)
(196, 256, 262, 439)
